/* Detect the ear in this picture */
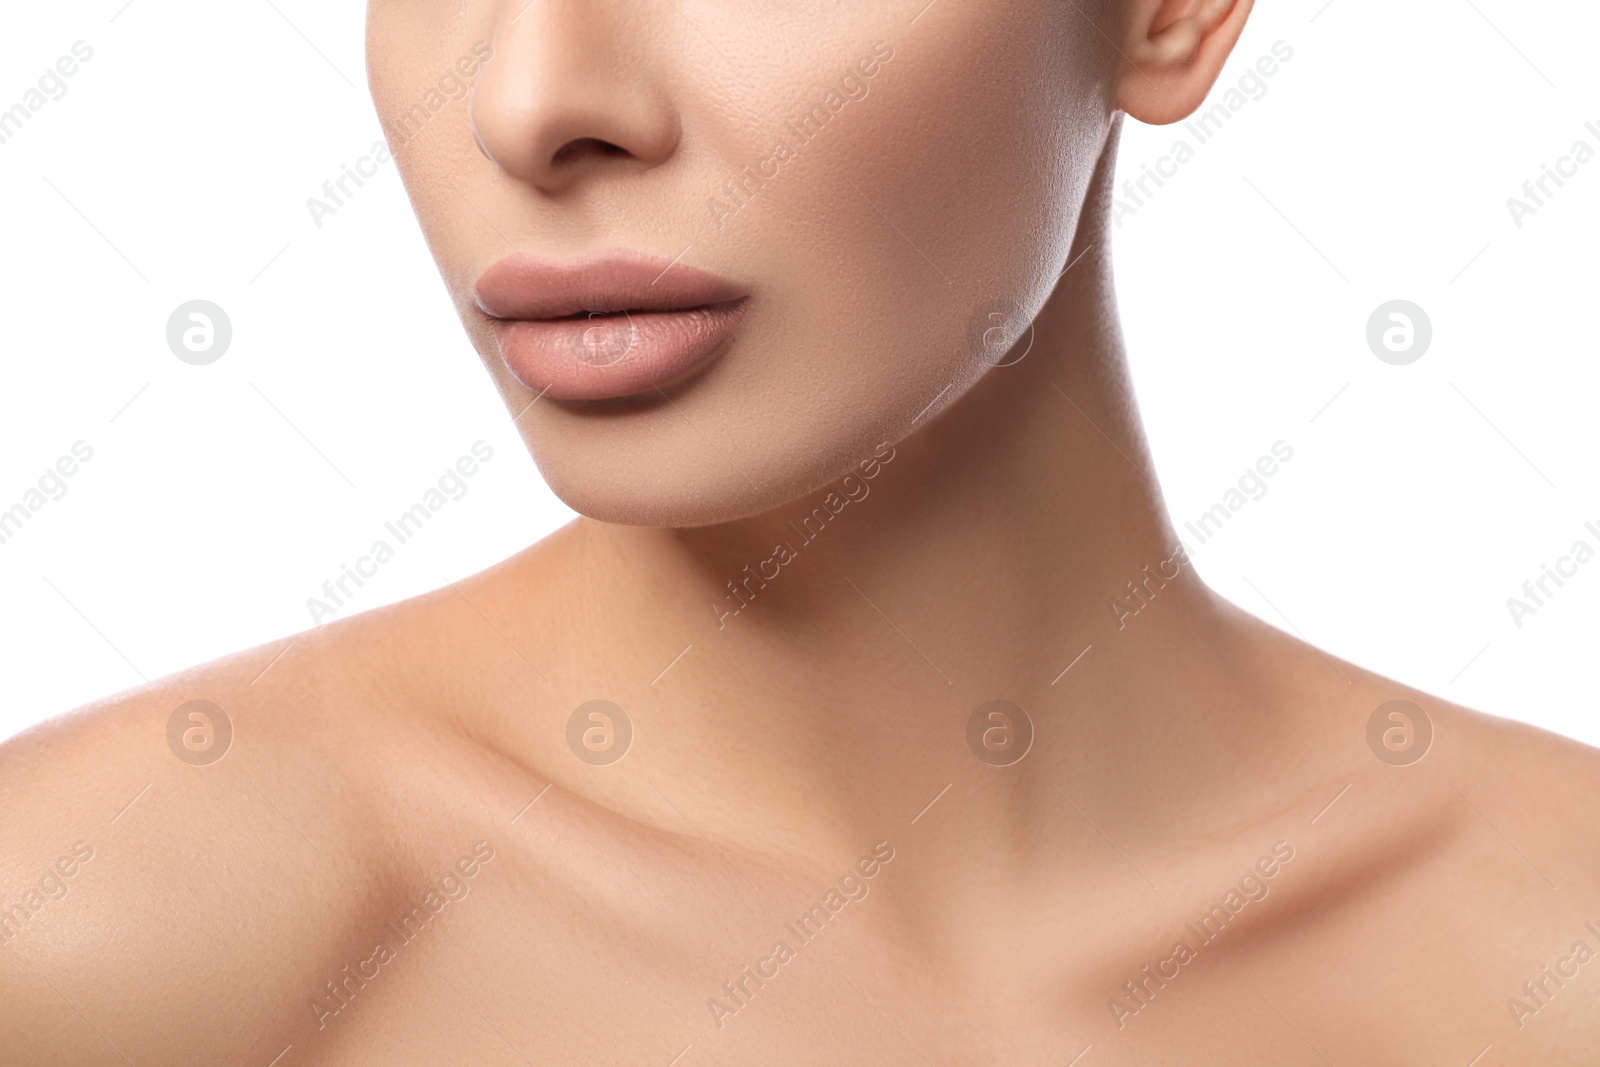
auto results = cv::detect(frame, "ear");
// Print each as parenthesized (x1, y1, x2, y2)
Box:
(1114, 0, 1255, 126)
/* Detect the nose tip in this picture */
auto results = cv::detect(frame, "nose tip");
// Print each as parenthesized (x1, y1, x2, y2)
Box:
(472, 96, 680, 193)
(470, 6, 680, 194)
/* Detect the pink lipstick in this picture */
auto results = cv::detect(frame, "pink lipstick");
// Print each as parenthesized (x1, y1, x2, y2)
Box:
(474, 249, 748, 401)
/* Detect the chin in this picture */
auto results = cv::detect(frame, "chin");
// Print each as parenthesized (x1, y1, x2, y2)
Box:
(523, 399, 908, 529)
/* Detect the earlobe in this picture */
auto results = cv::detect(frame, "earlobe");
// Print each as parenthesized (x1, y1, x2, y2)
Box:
(1115, 0, 1254, 126)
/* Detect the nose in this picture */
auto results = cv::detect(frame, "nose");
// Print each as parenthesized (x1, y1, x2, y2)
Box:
(471, 0, 681, 195)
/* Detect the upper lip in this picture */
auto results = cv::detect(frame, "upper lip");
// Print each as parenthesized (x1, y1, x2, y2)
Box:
(474, 248, 748, 321)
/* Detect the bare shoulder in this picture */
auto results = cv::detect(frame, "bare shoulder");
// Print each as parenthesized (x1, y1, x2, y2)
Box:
(1431, 701, 1600, 1054)
(1431, 697, 1600, 872)
(0, 582, 539, 1064)
(1319, 680, 1600, 895)
(1320, 689, 1600, 1057)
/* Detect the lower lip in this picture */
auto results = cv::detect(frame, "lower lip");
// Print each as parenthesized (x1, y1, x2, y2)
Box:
(491, 300, 746, 401)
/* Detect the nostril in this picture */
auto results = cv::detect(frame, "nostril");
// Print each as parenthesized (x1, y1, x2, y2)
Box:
(552, 137, 629, 166)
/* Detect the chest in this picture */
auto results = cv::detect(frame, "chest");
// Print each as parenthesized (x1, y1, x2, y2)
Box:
(291, 868, 1540, 1067)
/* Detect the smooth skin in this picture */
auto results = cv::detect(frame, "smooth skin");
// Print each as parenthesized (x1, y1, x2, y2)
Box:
(4, 0, 1599, 1063)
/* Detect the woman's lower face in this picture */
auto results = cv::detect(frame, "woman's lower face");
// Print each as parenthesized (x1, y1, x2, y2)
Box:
(366, 0, 1115, 526)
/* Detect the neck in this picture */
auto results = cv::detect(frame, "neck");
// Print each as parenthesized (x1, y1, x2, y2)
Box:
(495, 241, 1332, 869)
(469, 138, 1350, 884)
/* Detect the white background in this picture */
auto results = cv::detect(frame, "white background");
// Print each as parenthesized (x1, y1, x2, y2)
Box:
(1, 0, 1595, 745)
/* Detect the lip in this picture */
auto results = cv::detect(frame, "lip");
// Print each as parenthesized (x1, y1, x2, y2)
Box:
(475, 249, 749, 401)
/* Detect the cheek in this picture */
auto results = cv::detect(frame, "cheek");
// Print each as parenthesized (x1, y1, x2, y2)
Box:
(365, 14, 495, 286)
(365, 14, 428, 124)
(741, 8, 1100, 423)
